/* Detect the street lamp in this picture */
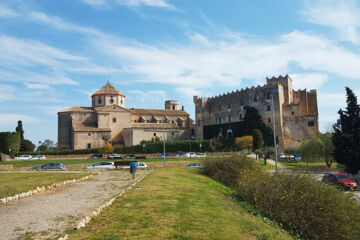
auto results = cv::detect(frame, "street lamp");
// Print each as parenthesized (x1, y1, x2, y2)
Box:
(162, 117, 169, 167)
(142, 144, 146, 153)
(38, 141, 42, 154)
(271, 89, 279, 175)
(199, 143, 202, 154)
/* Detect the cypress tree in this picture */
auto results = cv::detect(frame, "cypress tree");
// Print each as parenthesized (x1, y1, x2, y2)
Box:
(15, 120, 24, 140)
(252, 129, 264, 150)
(333, 87, 360, 174)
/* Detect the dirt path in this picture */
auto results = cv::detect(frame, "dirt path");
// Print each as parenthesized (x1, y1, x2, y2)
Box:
(0, 170, 150, 240)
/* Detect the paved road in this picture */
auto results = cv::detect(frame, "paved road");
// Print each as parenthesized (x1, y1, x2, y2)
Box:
(0, 170, 149, 240)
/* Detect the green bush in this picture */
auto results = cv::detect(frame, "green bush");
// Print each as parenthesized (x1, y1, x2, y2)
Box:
(0, 132, 21, 155)
(203, 157, 360, 240)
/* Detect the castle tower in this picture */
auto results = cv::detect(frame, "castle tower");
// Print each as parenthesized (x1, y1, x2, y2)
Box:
(165, 100, 179, 110)
(266, 75, 293, 104)
(91, 82, 126, 108)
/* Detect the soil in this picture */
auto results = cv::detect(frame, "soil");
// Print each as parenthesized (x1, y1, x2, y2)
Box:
(0, 170, 150, 240)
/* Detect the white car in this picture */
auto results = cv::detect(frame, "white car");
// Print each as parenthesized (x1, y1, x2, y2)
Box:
(183, 152, 196, 158)
(31, 155, 47, 160)
(83, 161, 115, 169)
(122, 162, 147, 169)
(14, 155, 33, 160)
(194, 153, 206, 158)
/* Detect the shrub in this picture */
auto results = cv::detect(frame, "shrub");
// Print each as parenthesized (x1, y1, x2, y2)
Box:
(202, 157, 360, 240)
(0, 132, 21, 155)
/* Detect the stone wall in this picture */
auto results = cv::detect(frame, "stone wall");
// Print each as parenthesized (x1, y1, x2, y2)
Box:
(73, 131, 111, 149)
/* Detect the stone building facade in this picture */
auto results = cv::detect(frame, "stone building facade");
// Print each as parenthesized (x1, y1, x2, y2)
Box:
(193, 75, 319, 147)
(58, 82, 193, 149)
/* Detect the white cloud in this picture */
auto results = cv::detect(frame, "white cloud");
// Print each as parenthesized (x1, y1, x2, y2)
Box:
(0, 84, 15, 102)
(116, 0, 175, 10)
(318, 92, 346, 108)
(23, 83, 50, 90)
(0, 4, 18, 17)
(291, 73, 328, 90)
(0, 114, 39, 126)
(301, 0, 360, 43)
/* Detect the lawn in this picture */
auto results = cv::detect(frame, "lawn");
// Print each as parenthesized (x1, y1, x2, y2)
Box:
(0, 172, 89, 198)
(68, 168, 294, 240)
(280, 161, 339, 172)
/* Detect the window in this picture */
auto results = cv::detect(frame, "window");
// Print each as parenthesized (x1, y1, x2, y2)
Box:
(254, 95, 258, 102)
(87, 143, 91, 149)
(266, 94, 270, 99)
(153, 133, 157, 136)
(228, 116, 231, 122)
(268, 118, 271, 123)
(171, 120, 174, 123)
(308, 121, 315, 126)
(228, 104, 231, 109)
(219, 117, 222, 124)
(83, 113, 86, 116)
(267, 105, 271, 111)
(197, 108, 200, 114)
(239, 114, 243, 120)
(147, 120, 150, 123)
(88, 133, 91, 136)
(121, 100, 123, 104)
(112, 117, 116, 123)
(197, 120, 201, 126)
(110, 99, 114, 104)
(291, 111, 295, 115)
(173, 105, 175, 110)
(218, 105, 221, 111)
(98, 98, 102, 104)
(102, 136, 105, 140)
(172, 132, 174, 136)
(240, 100, 243, 106)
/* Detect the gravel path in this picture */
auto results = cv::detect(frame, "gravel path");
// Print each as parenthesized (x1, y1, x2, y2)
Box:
(0, 170, 149, 240)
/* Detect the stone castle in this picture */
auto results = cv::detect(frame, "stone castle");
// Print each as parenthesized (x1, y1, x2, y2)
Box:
(58, 82, 193, 149)
(193, 75, 319, 147)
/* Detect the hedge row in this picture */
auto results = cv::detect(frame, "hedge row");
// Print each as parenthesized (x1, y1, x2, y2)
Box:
(202, 156, 360, 240)
(17, 140, 210, 156)
(0, 132, 21, 155)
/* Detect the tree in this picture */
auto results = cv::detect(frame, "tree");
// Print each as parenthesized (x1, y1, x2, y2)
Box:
(102, 141, 113, 154)
(209, 137, 222, 152)
(15, 120, 24, 140)
(252, 129, 264, 151)
(21, 139, 35, 152)
(333, 87, 360, 174)
(37, 139, 55, 152)
(235, 136, 253, 153)
(0, 132, 21, 156)
(259, 147, 274, 165)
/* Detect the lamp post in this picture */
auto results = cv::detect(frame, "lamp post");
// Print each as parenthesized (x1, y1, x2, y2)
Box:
(199, 143, 202, 154)
(38, 141, 42, 155)
(142, 144, 146, 154)
(162, 117, 169, 167)
(271, 89, 278, 175)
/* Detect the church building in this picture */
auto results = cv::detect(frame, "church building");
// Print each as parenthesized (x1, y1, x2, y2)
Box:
(58, 82, 193, 149)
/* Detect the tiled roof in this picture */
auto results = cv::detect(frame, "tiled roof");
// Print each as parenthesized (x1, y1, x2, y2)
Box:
(92, 82, 125, 97)
(129, 108, 189, 116)
(73, 124, 111, 132)
(58, 106, 94, 113)
(127, 123, 185, 129)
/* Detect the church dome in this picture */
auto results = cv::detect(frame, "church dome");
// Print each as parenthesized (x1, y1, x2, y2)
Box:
(91, 82, 125, 97)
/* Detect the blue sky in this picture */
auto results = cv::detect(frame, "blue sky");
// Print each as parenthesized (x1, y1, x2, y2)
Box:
(1, 0, 360, 145)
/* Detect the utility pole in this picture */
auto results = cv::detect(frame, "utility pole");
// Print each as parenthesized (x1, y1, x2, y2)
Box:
(271, 89, 278, 174)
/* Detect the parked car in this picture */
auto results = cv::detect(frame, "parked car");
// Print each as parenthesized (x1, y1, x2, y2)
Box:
(84, 161, 115, 169)
(183, 152, 196, 158)
(172, 151, 184, 157)
(123, 153, 135, 158)
(15, 155, 33, 160)
(122, 162, 147, 169)
(322, 173, 358, 190)
(31, 155, 47, 160)
(194, 153, 206, 158)
(107, 153, 122, 160)
(89, 153, 103, 158)
(31, 162, 66, 170)
(157, 153, 170, 158)
(279, 153, 286, 159)
(294, 154, 301, 161)
(185, 163, 203, 169)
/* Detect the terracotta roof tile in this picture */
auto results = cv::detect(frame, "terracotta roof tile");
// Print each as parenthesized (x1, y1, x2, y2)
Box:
(129, 108, 189, 116)
(58, 107, 94, 113)
(92, 82, 125, 97)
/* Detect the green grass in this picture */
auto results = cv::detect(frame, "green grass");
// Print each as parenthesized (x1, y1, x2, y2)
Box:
(280, 161, 338, 172)
(0, 158, 198, 168)
(0, 172, 89, 198)
(68, 168, 294, 240)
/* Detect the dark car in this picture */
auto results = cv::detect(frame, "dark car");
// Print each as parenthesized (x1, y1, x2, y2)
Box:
(172, 151, 184, 157)
(157, 153, 170, 158)
(31, 162, 66, 170)
(107, 153, 122, 160)
(89, 153, 103, 158)
(123, 153, 135, 158)
(322, 173, 358, 190)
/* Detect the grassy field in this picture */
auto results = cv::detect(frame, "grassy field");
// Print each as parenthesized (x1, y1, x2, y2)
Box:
(0, 172, 89, 198)
(280, 161, 338, 172)
(68, 168, 294, 240)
